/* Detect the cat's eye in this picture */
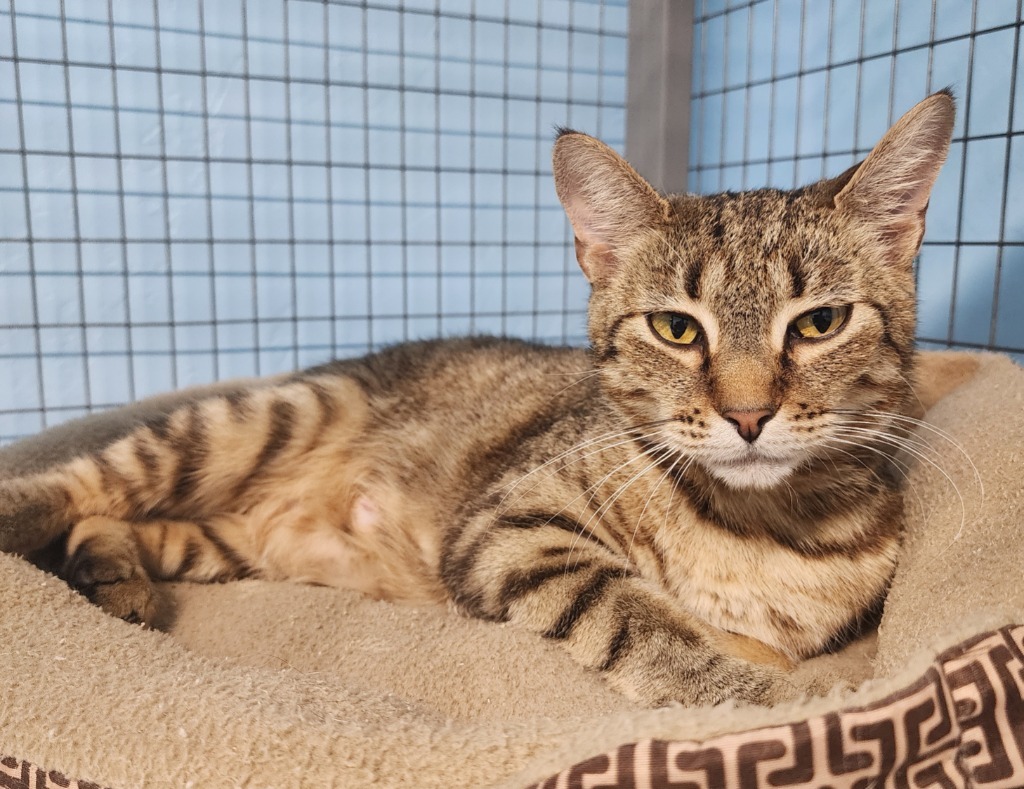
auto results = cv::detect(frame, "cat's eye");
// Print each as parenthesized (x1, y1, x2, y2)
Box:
(649, 312, 701, 345)
(789, 305, 849, 339)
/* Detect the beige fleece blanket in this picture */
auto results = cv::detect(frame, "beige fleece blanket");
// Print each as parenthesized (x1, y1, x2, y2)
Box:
(0, 351, 1019, 788)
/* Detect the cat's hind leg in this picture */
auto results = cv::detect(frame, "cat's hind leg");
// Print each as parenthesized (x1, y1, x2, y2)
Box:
(0, 473, 76, 556)
(62, 515, 254, 625)
(0, 374, 369, 557)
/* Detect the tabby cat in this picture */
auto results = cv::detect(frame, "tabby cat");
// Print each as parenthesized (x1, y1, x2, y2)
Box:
(0, 91, 954, 707)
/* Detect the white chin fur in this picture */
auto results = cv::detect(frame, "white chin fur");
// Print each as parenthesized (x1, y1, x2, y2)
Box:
(703, 458, 798, 490)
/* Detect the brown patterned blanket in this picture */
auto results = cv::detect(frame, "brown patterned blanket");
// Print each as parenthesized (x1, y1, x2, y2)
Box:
(0, 351, 1021, 789)
(530, 626, 1024, 788)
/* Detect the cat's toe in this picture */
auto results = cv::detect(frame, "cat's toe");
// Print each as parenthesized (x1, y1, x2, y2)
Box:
(734, 663, 793, 706)
(761, 666, 855, 705)
(87, 577, 160, 626)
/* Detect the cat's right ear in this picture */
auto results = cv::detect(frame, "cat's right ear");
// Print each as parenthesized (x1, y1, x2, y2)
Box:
(552, 130, 669, 283)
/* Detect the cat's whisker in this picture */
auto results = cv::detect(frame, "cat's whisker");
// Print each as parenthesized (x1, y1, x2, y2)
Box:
(812, 443, 847, 480)
(652, 231, 695, 286)
(528, 428, 677, 568)
(625, 446, 686, 571)
(834, 409, 984, 503)
(652, 455, 695, 558)
(496, 419, 675, 512)
(498, 429, 639, 509)
(781, 477, 797, 512)
(833, 411, 942, 446)
(623, 450, 697, 578)
(547, 370, 603, 400)
(816, 437, 930, 545)
(569, 439, 679, 573)
(499, 431, 672, 516)
(833, 409, 979, 468)
(847, 409, 982, 556)
(561, 430, 678, 569)
(831, 419, 944, 461)
(541, 369, 601, 377)
(832, 424, 956, 478)
(830, 425, 967, 522)
(829, 416, 958, 481)
(814, 435, 916, 484)
(893, 368, 928, 414)
(561, 431, 679, 556)
(830, 428, 968, 543)
(812, 439, 925, 517)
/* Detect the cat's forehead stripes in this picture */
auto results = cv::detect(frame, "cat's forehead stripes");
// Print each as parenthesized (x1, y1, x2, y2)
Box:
(661, 190, 836, 348)
(787, 256, 806, 298)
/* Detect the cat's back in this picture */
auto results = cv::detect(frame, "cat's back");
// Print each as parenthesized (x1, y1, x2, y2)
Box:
(306, 335, 596, 437)
(0, 337, 595, 494)
(311, 335, 589, 394)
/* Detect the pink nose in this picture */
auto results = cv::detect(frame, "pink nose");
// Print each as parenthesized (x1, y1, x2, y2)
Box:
(722, 409, 775, 443)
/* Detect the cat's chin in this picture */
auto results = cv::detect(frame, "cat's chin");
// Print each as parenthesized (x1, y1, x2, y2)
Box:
(701, 458, 799, 491)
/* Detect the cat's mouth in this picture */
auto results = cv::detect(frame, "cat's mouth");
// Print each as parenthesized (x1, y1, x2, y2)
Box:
(700, 453, 800, 490)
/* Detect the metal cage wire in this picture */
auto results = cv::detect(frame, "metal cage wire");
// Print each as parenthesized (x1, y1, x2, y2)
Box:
(689, 0, 1024, 364)
(0, 0, 629, 443)
(1, 0, 1022, 447)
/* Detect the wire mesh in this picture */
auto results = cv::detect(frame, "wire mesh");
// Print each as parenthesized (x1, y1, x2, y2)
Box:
(0, 0, 629, 444)
(689, 0, 1024, 364)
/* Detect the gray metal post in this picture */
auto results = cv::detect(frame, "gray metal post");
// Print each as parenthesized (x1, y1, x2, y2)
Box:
(625, 0, 694, 194)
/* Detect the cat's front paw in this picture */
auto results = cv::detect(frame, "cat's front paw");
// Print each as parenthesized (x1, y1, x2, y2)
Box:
(759, 664, 856, 705)
(622, 654, 788, 708)
(725, 661, 792, 706)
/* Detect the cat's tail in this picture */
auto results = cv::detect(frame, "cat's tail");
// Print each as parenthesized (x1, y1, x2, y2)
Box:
(0, 373, 369, 555)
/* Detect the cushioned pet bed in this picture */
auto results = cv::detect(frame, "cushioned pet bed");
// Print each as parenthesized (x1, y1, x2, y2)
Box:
(0, 350, 1020, 788)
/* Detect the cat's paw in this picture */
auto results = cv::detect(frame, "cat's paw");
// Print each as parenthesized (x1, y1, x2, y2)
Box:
(788, 671, 858, 701)
(85, 576, 161, 626)
(760, 666, 856, 705)
(626, 655, 789, 707)
(729, 662, 793, 706)
(64, 522, 160, 625)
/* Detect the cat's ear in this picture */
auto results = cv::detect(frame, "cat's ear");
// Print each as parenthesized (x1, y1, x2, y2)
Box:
(552, 130, 669, 282)
(834, 90, 955, 266)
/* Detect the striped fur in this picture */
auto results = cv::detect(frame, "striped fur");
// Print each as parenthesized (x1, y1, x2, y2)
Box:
(0, 93, 954, 706)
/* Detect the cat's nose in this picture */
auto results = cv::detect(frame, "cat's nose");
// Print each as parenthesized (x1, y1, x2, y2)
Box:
(722, 409, 775, 443)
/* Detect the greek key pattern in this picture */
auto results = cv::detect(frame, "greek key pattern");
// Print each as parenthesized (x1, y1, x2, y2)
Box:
(0, 757, 105, 789)
(530, 625, 1024, 789)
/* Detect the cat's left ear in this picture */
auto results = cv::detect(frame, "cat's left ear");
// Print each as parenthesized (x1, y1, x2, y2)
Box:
(834, 90, 955, 267)
(552, 130, 669, 283)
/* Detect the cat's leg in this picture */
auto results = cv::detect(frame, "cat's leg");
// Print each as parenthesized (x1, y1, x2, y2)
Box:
(62, 516, 160, 624)
(62, 515, 254, 623)
(0, 374, 368, 557)
(442, 508, 793, 707)
(252, 492, 447, 604)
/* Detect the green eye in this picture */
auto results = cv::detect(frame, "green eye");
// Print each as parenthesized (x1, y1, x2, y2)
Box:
(790, 305, 849, 339)
(649, 312, 701, 345)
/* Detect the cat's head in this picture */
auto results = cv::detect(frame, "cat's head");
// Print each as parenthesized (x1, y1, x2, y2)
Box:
(553, 91, 955, 491)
